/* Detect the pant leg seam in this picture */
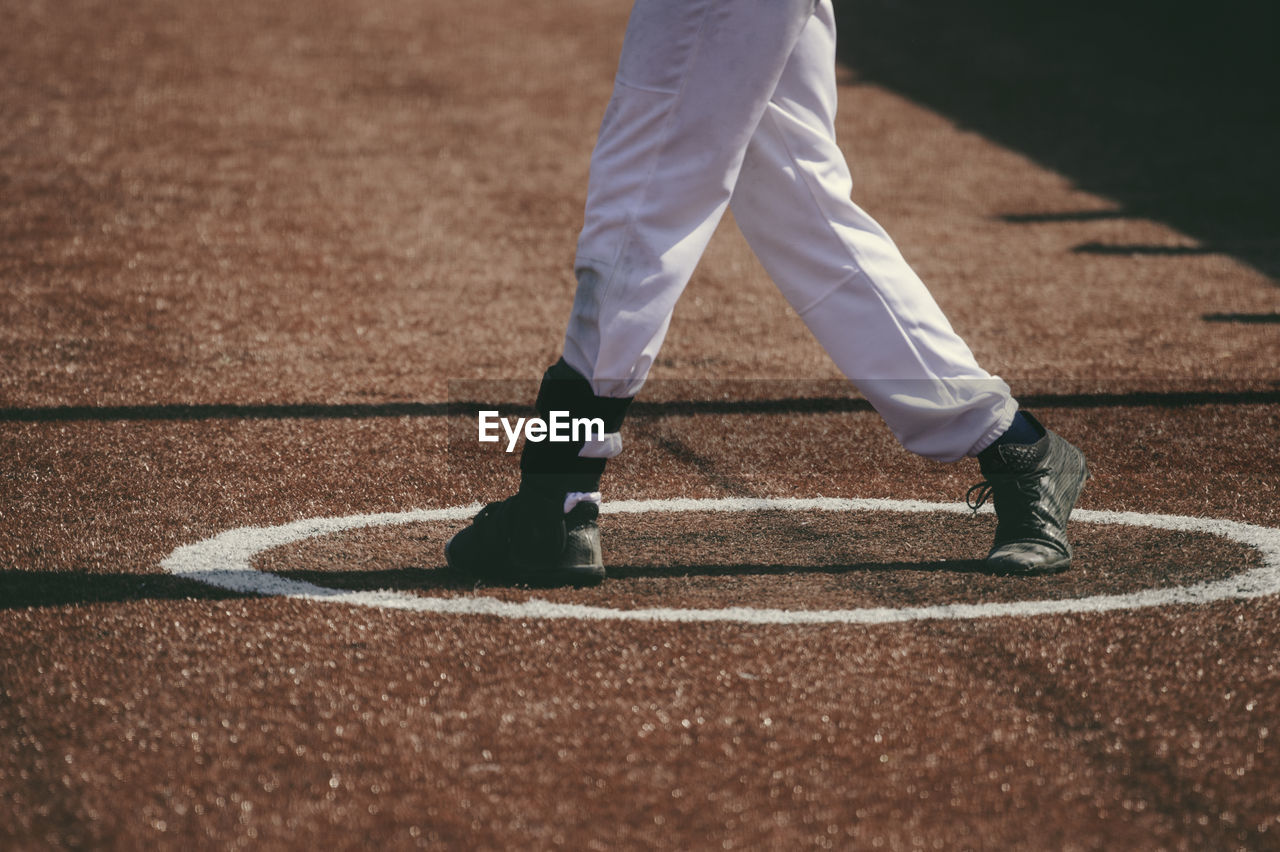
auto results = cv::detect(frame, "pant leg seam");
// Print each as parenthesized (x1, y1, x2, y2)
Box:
(762, 104, 944, 384)
(613, 77, 681, 96)
(590, 4, 719, 361)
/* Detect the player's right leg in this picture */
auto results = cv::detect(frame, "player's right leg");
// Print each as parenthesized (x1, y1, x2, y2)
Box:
(446, 0, 821, 585)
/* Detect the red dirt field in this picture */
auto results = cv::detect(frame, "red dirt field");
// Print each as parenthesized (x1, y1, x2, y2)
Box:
(3, 0, 1279, 849)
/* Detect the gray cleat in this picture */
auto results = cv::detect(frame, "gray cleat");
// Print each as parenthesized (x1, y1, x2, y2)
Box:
(968, 413, 1089, 575)
(444, 491, 605, 587)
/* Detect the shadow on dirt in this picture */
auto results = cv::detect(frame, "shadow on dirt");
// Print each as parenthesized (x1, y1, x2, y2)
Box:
(604, 560, 998, 579)
(3, 388, 1278, 423)
(0, 561, 1026, 609)
(833, 0, 1280, 282)
(0, 571, 246, 610)
(270, 559, 1010, 594)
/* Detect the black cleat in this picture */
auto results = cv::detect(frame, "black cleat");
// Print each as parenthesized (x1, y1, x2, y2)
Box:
(968, 414, 1089, 576)
(444, 492, 605, 587)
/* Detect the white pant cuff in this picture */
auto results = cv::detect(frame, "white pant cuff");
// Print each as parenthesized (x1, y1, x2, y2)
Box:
(563, 491, 603, 514)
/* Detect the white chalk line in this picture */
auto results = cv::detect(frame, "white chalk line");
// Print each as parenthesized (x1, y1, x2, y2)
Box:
(160, 497, 1280, 625)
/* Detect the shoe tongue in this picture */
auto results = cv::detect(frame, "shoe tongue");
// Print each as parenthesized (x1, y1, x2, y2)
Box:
(996, 439, 1047, 473)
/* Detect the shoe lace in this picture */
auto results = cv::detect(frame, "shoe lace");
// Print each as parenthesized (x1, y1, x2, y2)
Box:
(966, 469, 1049, 515)
(966, 481, 995, 512)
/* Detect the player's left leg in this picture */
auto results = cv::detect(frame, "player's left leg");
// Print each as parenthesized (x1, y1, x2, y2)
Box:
(447, 0, 822, 585)
(729, 0, 1088, 572)
(567, 0, 819, 398)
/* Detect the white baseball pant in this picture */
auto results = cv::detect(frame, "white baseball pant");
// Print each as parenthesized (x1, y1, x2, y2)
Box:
(562, 0, 1018, 461)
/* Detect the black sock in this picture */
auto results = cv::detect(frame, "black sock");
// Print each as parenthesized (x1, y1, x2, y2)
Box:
(992, 410, 1043, 447)
(519, 358, 632, 497)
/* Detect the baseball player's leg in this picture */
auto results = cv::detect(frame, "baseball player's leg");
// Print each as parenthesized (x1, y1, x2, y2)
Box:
(447, 0, 822, 584)
(730, 0, 1014, 462)
(729, 0, 1087, 571)
(565, 0, 819, 400)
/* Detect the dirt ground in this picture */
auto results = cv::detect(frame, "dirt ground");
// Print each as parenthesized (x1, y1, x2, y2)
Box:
(3, 0, 1279, 848)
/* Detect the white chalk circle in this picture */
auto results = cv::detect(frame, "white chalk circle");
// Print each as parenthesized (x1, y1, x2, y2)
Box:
(160, 497, 1280, 625)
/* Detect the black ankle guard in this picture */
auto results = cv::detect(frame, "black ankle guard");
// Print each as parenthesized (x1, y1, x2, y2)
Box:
(519, 358, 632, 495)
